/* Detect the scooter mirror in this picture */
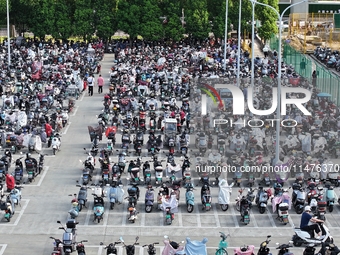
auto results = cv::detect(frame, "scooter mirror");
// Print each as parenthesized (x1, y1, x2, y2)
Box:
(267, 235, 271, 238)
(119, 237, 124, 242)
(136, 236, 139, 241)
(57, 221, 61, 223)
(76, 184, 81, 187)
(82, 240, 88, 242)
(181, 241, 185, 243)
(164, 235, 169, 239)
(276, 242, 280, 245)
(79, 160, 83, 163)
(99, 242, 104, 245)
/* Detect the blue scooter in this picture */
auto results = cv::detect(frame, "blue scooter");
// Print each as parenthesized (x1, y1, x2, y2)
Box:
(184, 237, 208, 255)
(185, 183, 195, 213)
(93, 193, 105, 223)
(10, 186, 23, 206)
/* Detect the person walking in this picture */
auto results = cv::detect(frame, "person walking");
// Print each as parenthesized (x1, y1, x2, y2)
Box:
(87, 74, 94, 96)
(312, 70, 317, 87)
(97, 74, 104, 94)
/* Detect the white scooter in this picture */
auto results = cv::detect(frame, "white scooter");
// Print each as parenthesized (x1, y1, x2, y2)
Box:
(51, 133, 61, 155)
(292, 223, 333, 246)
(10, 186, 23, 206)
(166, 162, 182, 184)
(218, 180, 234, 211)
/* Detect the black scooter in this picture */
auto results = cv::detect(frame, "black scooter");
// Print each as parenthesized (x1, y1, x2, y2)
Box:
(143, 242, 159, 255)
(276, 241, 293, 255)
(257, 235, 271, 255)
(76, 240, 88, 255)
(120, 236, 139, 255)
(100, 241, 121, 255)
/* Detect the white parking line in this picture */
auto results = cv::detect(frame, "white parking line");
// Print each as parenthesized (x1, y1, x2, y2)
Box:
(103, 206, 109, 226)
(79, 92, 85, 102)
(84, 203, 92, 226)
(0, 245, 7, 255)
(62, 122, 72, 135)
(266, 209, 277, 228)
(118, 247, 123, 255)
(140, 208, 146, 227)
(97, 246, 103, 255)
(250, 213, 258, 228)
(70, 106, 79, 116)
(121, 201, 128, 226)
(230, 204, 239, 228)
(194, 203, 202, 228)
(212, 203, 221, 227)
(288, 215, 295, 228)
(21, 166, 49, 187)
(139, 247, 144, 255)
(13, 199, 29, 226)
(177, 205, 183, 227)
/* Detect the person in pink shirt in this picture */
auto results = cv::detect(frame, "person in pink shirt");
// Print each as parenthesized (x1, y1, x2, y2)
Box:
(97, 74, 104, 94)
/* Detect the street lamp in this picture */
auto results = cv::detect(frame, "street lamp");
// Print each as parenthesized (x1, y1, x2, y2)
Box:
(236, 0, 242, 87)
(249, 0, 307, 164)
(223, 0, 229, 70)
(6, 0, 10, 66)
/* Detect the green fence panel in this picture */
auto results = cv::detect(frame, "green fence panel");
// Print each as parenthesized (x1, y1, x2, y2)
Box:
(282, 43, 340, 106)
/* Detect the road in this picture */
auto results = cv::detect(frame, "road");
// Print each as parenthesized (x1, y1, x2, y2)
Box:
(0, 53, 339, 255)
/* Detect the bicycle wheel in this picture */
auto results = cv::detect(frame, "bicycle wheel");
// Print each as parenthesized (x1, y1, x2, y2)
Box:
(215, 248, 228, 255)
(235, 201, 240, 211)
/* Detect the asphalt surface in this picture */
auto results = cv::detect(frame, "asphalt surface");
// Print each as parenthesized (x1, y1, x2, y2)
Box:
(0, 53, 340, 255)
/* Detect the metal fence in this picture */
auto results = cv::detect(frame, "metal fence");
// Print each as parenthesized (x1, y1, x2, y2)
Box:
(282, 41, 340, 104)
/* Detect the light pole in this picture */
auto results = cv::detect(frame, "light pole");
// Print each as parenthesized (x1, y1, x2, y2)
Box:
(223, 0, 229, 70)
(6, 0, 10, 66)
(236, 0, 242, 87)
(249, 0, 307, 164)
(250, 1, 255, 90)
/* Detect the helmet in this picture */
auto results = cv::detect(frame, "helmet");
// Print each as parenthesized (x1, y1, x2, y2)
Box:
(304, 206, 311, 212)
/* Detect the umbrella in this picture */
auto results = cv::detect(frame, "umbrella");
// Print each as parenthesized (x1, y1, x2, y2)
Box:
(317, 92, 332, 97)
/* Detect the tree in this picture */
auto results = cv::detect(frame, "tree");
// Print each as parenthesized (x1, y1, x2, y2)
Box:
(25, 0, 55, 39)
(116, 0, 141, 44)
(92, 0, 118, 41)
(139, 0, 163, 41)
(185, 0, 211, 40)
(255, 0, 278, 42)
(73, 0, 96, 41)
(158, 0, 185, 42)
(52, 0, 74, 40)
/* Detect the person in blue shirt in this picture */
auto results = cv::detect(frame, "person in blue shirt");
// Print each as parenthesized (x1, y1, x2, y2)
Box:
(300, 206, 324, 239)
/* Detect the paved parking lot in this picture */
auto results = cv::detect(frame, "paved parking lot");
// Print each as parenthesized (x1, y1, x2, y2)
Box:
(0, 54, 340, 254)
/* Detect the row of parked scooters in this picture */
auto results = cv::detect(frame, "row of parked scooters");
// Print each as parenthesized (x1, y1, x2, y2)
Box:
(48, 228, 340, 255)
